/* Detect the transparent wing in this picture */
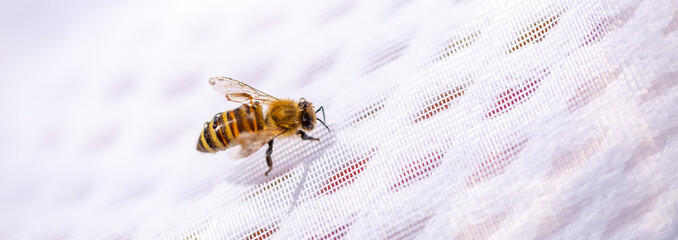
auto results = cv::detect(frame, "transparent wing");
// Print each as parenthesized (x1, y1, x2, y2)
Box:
(229, 128, 286, 159)
(208, 77, 279, 104)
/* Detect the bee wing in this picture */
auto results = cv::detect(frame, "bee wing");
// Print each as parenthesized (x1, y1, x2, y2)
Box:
(208, 77, 279, 104)
(229, 128, 286, 159)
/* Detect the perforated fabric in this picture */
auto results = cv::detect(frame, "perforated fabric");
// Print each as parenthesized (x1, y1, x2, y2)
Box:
(1, 0, 678, 239)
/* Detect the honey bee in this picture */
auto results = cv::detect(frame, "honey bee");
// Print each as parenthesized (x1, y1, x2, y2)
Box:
(197, 77, 329, 176)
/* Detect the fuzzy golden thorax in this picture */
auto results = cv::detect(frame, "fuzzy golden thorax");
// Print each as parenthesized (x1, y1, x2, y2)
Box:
(264, 98, 316, 137)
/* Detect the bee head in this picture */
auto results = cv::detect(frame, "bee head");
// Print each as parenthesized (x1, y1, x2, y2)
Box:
(298, 98, 316, 131)
(298, 98, 330, 132)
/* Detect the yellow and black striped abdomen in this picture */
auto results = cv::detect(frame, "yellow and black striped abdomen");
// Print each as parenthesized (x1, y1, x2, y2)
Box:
(197, 102, 265, 153)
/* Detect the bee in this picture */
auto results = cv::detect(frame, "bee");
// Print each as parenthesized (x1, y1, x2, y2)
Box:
(197, 77, 330, 176)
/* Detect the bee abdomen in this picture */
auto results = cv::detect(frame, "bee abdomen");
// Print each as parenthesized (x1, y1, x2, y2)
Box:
(197, 121, 219, 153)
(197, 103, 265, 153)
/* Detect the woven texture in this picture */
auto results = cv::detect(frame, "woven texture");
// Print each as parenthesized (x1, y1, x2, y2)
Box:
(1, 0, 678, 239)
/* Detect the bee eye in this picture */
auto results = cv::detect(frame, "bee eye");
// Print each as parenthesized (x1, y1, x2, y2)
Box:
(301, 114, 314, 130)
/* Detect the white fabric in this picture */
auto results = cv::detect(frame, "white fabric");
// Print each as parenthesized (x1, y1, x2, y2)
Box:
(1, 0, 677, 239)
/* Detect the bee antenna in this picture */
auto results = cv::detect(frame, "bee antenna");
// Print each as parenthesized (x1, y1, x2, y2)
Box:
(315, 106, 326, 121)
(317, 118, 331, 132)
(315, 106, 329, 131)
(313, 106, 330, 131)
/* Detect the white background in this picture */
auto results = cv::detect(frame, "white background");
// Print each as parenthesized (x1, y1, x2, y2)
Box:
(1, 0, 677, 239)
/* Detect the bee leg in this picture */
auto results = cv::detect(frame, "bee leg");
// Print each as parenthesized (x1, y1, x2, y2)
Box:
(265, 140, 274, 176)
(297, 130, 320, 141)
